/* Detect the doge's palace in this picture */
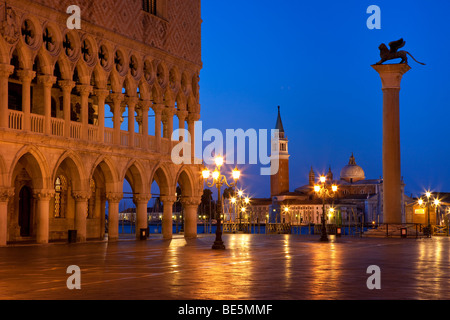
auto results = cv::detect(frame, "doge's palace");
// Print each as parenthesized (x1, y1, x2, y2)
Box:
(0, 0, 203, 245)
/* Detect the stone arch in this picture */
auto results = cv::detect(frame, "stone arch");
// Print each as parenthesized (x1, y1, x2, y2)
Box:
(121, 159, 147, 195)
(10, 42, 33, 70)
(92, 63, 108, 89)
(55, 55, 73, 80)
(52, 151, 88, 192)
(90, 155, 120, 193)
(149, 162, 172, 197)
(175, 166, 196, 198)
(137, 79, 150, 100)
(9, 145, 50, 190)
(0, 37, 9, 64)
(32, 50, 52, 76)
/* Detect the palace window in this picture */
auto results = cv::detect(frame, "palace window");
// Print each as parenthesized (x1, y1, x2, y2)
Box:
(143, 0, 157, 15)
(54, 175, 68, 218)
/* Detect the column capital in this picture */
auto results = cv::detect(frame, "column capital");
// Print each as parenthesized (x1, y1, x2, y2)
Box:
(152, 103, 165, 114)
(77, 84, 93, 96)
(133, 193, 152, 203)
(0, 64, 14, 77)
(126, 96, 140, 106)
(106, 192, 123, 203)
(177, 110, 189, 120)
(160, 195, 177, 204)
(58, 80, 76, 92)
(16, 69, 36, 82)
(37, 75, 57, 87)
(94, 88, 110, 100)
(138, 100, 152, 112)
(187, 112, 201, 123)
(72, 191, 91, 201)
(33, 189, 55, 201)
(180, 196, 201, 208)
(0, 188, 14, 202)
(110, 92, 124, 103)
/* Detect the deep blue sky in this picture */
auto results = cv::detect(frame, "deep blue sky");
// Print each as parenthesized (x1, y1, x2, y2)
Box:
(199, 0, 450, 199)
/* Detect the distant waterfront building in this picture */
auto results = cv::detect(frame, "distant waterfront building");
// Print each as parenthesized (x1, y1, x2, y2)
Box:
(246, 107, 413, 225)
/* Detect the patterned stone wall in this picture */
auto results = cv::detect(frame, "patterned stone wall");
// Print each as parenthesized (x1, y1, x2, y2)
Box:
(4, 0, 201, 66)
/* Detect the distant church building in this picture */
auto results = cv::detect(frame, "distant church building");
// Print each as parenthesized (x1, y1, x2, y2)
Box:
(247, 106, 412, 226)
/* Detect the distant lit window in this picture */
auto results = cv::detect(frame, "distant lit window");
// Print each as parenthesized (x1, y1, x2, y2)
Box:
(143, 0, 157, 15)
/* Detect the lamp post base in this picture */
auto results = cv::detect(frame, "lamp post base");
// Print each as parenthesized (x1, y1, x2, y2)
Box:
(212, 241, 226, 250)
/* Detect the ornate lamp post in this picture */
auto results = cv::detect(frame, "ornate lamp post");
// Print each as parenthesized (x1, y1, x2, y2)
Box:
(314, 175, 338, 242)
(418, 191, 435, 236)
(202, 156, 240, 250)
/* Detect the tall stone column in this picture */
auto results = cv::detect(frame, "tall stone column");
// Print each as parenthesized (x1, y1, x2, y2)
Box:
(0, 188, 14, 246)
(160, 196, 176, 239)
(372, 64, 411, 224)
(73, 191, 90, 242)
(110, 93, 124, 145)
(94, 88, 109, 143)
(17, 69, 36, 131)
(34, 190, 54, 244)
(38, 75, 57, 135)
(58, 80, 75, 138)
(106, 192, 122, 241)
(0, 64, 14, 128)
(77, 84, 93, 141)
(162, 107, 176, 141)
(134, 194, 151, 239)
(181, 197, 201, 239)
(152, 103, 164, 152)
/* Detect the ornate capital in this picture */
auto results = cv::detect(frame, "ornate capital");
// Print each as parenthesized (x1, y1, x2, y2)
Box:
(94, 88, 110, 101)
(16, 69, 36, 83)
(37, 75, 57, 88)
(187, 112, 201, 123)
(126, 96, 140, 107)
(138, 100, 152, 112)
(33, 189, 55, 201)
(133, 193, 152, 203)
(110, 93, 124, 104)
(180, 196, 201, 208)
(77, 84, 93, 96)
(0, 188, 14, 202)
(0, 64, 14, 78)
(58, 80, 76, 92)
(106, 192, 123, 203)
(72, 191, 91, 201)
(151, 103, 165, 115)
(163, 107, 176, 117)
(177, 110, 189, 121)
(160, 195, 177, 204)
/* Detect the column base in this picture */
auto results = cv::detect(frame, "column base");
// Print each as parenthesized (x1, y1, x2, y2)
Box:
(212, 241, 226, 250)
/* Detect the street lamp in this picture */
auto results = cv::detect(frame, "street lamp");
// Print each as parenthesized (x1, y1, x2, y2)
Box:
(314, 175, 338, 242)
(202, 156, 240, 250)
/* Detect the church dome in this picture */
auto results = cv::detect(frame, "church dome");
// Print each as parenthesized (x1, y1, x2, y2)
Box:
(340, 153, 365, 183)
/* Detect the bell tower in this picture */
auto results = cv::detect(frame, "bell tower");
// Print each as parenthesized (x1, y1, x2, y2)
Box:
(271, 106, 290, 197)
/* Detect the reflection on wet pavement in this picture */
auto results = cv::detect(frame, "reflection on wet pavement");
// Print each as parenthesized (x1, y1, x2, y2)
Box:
(0, 234, 449, 300)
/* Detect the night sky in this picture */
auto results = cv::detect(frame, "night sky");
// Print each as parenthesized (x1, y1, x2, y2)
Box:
(198, 0, 450, 199)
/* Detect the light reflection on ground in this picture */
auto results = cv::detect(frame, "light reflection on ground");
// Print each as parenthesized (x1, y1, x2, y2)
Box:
(0, 234, 449, 300)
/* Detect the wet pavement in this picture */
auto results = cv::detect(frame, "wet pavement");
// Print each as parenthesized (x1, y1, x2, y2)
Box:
(0, 234, 449, 300)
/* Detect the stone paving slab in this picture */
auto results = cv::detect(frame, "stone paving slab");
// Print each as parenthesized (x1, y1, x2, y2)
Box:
(0, 234, 449, 300)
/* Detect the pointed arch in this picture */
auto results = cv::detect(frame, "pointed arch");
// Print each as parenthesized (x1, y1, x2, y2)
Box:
(149, 162, 173, 197)
(9, 145, 51, 190)
(90, 155, 120, 193)
(120, 159, 147, 195)
(52, 151, 88, 192)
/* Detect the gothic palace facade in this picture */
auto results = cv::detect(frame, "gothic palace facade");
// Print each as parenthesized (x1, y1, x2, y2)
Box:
(0, 0, 203, 245)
